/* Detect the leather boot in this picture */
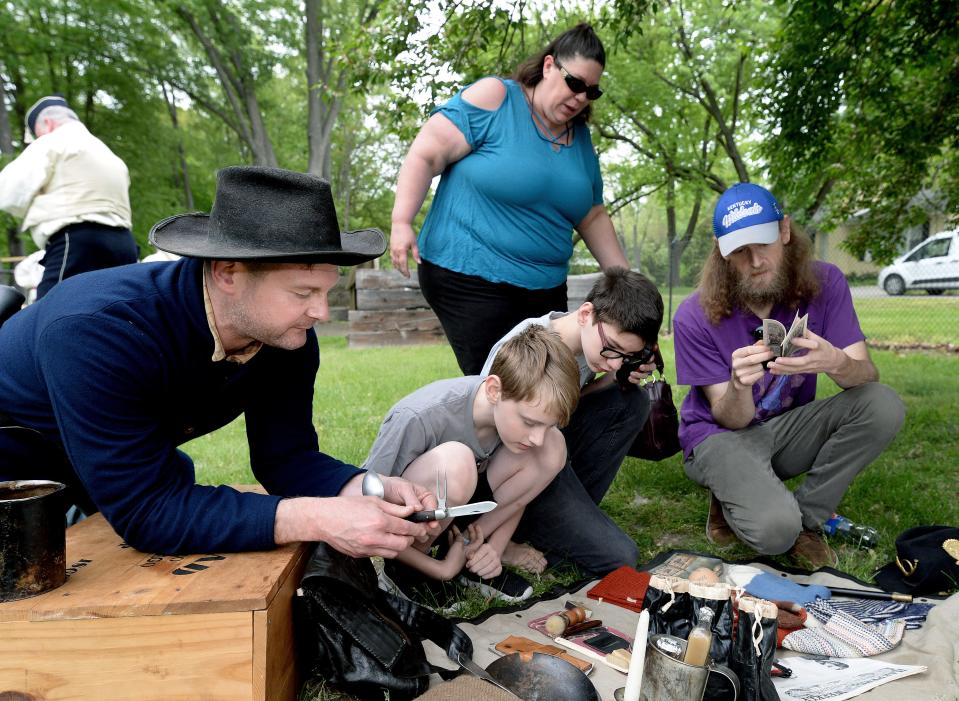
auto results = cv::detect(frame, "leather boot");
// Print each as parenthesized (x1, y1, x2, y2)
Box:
(706, 492, 739, 548)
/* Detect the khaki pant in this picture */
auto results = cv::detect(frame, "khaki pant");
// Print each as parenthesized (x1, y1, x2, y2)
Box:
(684, 383, 905, 555)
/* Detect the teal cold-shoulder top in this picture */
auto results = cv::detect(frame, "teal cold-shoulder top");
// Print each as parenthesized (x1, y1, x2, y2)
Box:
(417, 78, 604, 290)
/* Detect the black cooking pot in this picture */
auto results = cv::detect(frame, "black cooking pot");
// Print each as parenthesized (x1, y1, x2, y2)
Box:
(487, 652, 601, 701)
(0, 480, 67, 602)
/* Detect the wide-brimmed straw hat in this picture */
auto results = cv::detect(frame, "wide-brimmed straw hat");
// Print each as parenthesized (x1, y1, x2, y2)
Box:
(149, 166, 386, 265)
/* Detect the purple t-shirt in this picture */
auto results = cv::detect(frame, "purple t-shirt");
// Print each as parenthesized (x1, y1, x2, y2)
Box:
(673, 262, 865, 459)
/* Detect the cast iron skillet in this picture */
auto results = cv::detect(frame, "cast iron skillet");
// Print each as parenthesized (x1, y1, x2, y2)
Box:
(486, 651, 601, 701)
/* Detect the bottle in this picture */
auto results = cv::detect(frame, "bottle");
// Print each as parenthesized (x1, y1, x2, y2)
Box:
(682, 607, 715, 666)
(821, 514, 879, 549)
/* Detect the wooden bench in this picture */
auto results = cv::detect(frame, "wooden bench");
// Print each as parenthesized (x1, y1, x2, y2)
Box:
(0, 511, 311, 700)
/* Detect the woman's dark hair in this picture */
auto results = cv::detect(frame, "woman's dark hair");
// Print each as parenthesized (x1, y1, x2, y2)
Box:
(512, 23, 606, 124)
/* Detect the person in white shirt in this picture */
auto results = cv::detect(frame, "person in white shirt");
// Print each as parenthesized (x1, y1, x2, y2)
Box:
(0, 95, 137, 298)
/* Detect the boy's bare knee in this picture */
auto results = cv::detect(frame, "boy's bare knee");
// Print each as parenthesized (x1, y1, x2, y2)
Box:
(435, 442, 477, 504)
(536, 427, 567, 476)
(407, 441, 477, 504)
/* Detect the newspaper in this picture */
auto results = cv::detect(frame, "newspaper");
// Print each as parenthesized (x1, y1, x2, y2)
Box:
(763, 312, 808, 358)
(773, 655, 927, 701)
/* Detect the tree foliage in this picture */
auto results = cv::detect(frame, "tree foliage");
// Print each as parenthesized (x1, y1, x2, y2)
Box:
(1, 0, 956, 270)
(766, 0, 959, 262)
(594, 0, 781, 284)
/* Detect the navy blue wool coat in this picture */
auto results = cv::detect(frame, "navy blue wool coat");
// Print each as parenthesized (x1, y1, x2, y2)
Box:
(0, 257, 360, 553)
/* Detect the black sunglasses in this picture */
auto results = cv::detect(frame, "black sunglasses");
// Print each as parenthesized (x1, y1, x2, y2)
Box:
(555, 60, 603, 101)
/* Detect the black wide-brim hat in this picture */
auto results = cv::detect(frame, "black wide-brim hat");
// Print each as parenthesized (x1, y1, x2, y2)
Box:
(874, 525, 959, 596)
(149, 166, 386, 265)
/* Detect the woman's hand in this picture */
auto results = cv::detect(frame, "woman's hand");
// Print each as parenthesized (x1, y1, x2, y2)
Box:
(389, 222, 421, 278)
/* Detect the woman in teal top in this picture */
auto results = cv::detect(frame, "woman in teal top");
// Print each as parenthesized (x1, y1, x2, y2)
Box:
(390, 23, 630, 374)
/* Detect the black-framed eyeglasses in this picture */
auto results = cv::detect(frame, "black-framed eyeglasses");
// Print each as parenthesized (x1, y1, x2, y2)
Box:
(596, 319, 653, 363)
(555, 59, 603, 101)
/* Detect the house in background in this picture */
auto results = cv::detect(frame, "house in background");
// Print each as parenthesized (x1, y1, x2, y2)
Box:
(812, 191, 953, 276)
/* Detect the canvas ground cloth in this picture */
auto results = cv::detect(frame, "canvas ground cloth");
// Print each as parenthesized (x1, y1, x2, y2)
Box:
(422, 560, 958, 701)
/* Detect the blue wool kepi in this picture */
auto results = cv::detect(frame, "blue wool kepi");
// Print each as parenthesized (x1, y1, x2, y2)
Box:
(26, 95, 70, 138)
(713, 182, 783, 257)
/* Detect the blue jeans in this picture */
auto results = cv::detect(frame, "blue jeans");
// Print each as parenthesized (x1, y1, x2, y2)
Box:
(38, 222, 138, 299)
(512, 384, 649, 575)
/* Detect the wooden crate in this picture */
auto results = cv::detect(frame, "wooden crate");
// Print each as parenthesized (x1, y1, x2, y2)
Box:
(346, 268, 607, 348)
(0, 512, 311, 701)
(349, 269, 446, 348)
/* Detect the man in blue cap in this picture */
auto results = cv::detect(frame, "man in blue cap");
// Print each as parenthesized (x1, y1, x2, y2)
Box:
(0, 95, 138, 298)
(672, 182, 905, 569)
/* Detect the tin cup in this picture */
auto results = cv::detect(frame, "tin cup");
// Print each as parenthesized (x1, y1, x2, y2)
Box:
(639, 634, 739, 701)
(0, 480, 67, 602)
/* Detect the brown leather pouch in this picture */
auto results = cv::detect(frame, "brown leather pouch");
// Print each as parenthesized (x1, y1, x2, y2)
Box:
(494, 634, 593, 674)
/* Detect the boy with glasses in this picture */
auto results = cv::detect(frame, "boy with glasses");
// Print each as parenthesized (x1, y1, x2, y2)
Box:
(480, 267, 664, 575)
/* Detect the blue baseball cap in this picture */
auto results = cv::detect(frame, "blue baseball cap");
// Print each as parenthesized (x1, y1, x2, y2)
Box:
(713, 182, 784, 257)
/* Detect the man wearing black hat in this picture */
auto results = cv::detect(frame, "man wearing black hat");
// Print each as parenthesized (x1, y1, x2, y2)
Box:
(0, 166, 434, 557)
(0, 95, 138, 298)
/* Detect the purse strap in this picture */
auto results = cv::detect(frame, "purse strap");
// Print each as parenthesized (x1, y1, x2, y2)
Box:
(652, 344, 666, 376)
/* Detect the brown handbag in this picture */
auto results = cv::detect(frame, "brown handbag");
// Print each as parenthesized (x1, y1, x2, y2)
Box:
(624, 346, 681, 461)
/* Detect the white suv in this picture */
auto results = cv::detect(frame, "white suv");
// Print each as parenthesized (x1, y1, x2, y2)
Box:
(878, 228, 959, 295)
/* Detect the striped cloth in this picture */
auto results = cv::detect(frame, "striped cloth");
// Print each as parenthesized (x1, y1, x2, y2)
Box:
(782, 600, 906, 657)
(822, 598, 934, 630)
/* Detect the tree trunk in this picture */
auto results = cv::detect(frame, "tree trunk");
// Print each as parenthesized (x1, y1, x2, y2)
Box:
(305, 0, 377, 179)
(304, 0, 325, 177)
(160, 82, 194, 210)
(6, 226, 23, 258)
(176, 2, 277, 167)
(670, 187, 703, 286)
(0, 71, 14, 155)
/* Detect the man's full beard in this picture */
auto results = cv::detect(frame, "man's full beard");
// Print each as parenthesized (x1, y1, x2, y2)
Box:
(728, 263, 789, 311)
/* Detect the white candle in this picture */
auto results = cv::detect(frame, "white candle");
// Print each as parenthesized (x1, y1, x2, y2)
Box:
(623, 609, 649, 701)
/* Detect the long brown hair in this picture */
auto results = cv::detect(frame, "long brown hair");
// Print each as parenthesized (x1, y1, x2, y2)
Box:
(698, 220, 821, 324)
(512, 23, 605, 125)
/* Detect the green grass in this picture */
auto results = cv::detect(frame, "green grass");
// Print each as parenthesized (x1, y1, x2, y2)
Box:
(855, 295, 959, 345)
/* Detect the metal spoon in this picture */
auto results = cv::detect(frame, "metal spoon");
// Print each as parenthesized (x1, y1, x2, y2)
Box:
(361, 470, 385, 499)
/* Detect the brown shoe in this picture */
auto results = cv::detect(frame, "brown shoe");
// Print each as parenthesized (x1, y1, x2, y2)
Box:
(706, 493, 738, 548)
(788, 529, 839, 570)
